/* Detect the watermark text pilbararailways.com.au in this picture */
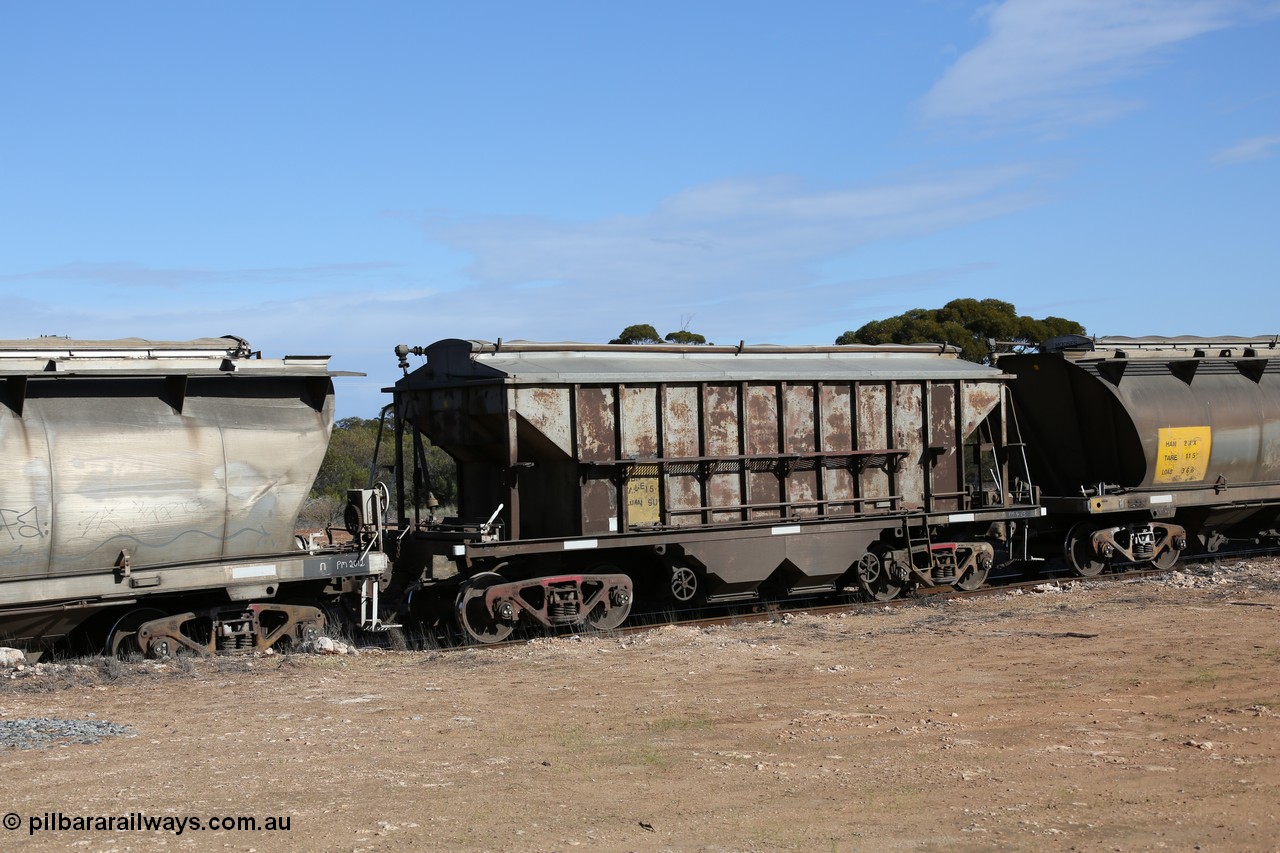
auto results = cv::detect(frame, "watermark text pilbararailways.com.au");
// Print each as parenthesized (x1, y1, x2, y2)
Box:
(7, 811, 292, 836)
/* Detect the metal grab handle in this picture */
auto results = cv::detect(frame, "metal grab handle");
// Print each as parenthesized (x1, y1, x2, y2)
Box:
(480, 503, 505, 535)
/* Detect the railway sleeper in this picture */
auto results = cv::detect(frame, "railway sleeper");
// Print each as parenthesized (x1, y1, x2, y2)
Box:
(132, 603, 327, 658)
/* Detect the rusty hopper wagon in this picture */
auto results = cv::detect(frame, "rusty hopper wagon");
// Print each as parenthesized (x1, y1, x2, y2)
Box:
(374, 339, 1044, 641)
(0, 336, 388, 657)
(1001, 335, 1280, 575)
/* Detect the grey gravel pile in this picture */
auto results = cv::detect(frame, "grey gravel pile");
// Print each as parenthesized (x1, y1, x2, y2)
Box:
(0, 718, 135, 750)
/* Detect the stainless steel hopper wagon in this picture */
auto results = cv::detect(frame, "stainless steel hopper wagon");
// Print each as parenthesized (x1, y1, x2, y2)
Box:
(0, 336, 388, 656)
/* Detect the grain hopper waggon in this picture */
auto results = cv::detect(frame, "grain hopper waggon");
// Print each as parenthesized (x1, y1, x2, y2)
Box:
(372, 339, 1045, 641)
(1001, 335, 1280, 574)
(0, 336, 389, 657)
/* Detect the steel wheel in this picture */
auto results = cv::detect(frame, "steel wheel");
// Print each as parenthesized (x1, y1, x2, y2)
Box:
(1149, 537, 1180, 570)
(954, 558, 991, 592)
(585, 598, 630, 631)
(854, 552, 901, 602)
(105, 608, 167, 659)
(1066, 524, 1107, 577)
(669, 564, 701, 604)
(583, 565, 632, 631)
(455, 572, 515, 644)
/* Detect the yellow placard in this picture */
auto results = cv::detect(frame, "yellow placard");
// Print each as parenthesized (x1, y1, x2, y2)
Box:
(626, 477, 661, 525)
(1154, 426, 1211, 483)
(625, 463, 662, 526)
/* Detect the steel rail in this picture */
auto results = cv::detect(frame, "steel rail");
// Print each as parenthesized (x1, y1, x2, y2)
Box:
(370, 547, 1276, 655)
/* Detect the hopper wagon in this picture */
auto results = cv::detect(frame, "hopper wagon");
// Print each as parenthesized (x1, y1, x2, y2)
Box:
(0, 336, 388, 657)
(368, 339, 1044, 641)
(1002, 335, 1280, 575)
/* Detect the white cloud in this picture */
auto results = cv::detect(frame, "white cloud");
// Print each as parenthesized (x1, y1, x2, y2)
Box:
(921, 0, 1261, 131)
(2, 166, 1054, 417)
(1211, 133, 1280, 164)
(423, 165, 1049, 341)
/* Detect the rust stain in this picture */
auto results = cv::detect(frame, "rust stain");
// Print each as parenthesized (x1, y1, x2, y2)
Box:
(855, 384, 888, 450)
(746, 385, 778, 456)
(663, 385, 700, 457)
(785, 384, 816, 453)
(820, 383, 852, 453)
(621, 387, 658, 458)
(704, 385, 739, 455)
(575, 387, 616, 462)
(894, 384, 925, 507)
(962, 382, 1002, 437)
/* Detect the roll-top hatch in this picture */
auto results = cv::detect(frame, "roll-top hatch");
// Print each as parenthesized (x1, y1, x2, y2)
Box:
(395, 338, 1006, 388)
(0, 336, 353, 378)
(1040, 335, 1279, 361)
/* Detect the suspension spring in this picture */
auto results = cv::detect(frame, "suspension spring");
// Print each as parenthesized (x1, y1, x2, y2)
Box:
(547, 586, 581, 624)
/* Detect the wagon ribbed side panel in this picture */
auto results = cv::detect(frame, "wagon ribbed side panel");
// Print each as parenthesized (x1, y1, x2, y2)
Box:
(575, 386, 617, 534)
(893, 383, 925, 509)
(395, 339, 1018, 540)
(620, 386, 661, 527)
(856, 383, 892, 505)
(929, 382, 960, 512)
(745, 383, 781, 521)
(784, 383, 819, 519)
(661, 385, 703, 528)
(818, 383, 855, 516)
(703, 384, 742, 524)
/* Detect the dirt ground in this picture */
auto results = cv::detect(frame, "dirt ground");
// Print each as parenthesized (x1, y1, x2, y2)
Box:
(1, 559, 1277, 853)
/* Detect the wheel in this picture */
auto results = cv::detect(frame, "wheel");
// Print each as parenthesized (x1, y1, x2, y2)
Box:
(585, 596, 630, 631)
(1066, 524, 1106, 577)
(373, 481, 391, 515)
(583, 565, 632, 631)
(954, 557, 991, 592)
(343, 502, 362, 537)
(455, 572, 515, 644)
(105, 607, 167, 659)
(1149, 532, 1180, 570)
(668, 563, 702, 605)
(854, 552, 902, 602)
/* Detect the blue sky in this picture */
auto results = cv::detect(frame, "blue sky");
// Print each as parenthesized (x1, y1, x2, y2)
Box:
(3, 0, 1278, 417)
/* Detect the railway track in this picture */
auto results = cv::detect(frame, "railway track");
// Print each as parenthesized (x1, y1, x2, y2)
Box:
(372, 548, 1277, 655)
